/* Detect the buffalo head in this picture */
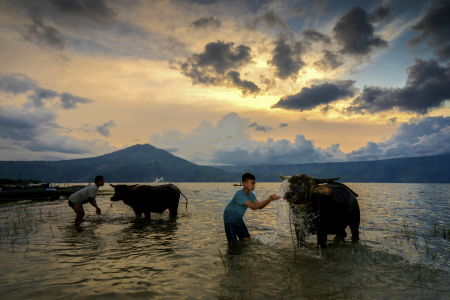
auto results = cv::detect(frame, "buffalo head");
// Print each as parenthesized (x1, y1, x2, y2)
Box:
(110, 184, 139, 202)
(279, 174, 339, 205)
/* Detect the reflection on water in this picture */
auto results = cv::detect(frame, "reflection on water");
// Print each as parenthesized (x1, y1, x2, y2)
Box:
(0, 182, 450, 299)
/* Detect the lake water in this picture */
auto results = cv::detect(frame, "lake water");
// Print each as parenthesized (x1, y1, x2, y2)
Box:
(0, 182, 449, 299)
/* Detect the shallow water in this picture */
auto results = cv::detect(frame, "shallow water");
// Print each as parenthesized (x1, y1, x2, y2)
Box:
(0, 182, 449, 299)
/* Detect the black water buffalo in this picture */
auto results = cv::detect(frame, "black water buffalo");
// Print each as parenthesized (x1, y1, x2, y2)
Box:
(110, 183, 188, 220)
(279, 174, 360, 248)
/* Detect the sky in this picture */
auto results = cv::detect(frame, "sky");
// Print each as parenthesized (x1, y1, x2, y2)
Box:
(1, 0, 450, 166)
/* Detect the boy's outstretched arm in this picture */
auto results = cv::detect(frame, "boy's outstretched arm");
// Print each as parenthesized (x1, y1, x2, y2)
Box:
(244, 194, 281, 210)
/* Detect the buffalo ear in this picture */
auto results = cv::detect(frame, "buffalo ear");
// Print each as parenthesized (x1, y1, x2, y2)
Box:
(110, 183, 116, 188)
(313, 177, 339, 184)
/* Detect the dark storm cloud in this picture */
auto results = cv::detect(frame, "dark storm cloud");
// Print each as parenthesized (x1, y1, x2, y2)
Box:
(347, 59, 450, 114)
(248, 122, 273, 132)
(279, 123, 288, 128)
(25, 9, 66, 50)
(0, 74, 94, 109)
(189, 16, 221, 28)
(0, 106, 59, 141)
(301, 28, 331, 44)
(186, 41, 251, 74)
(333, 6, 388, 56)
(96, 120, 116, 137)
(0, 74, 36, 95)
(180, 41, 259, 95)
(272, 80, 357, 111)
(49, 0, 116, 24)
(28, 88, 59, 107)
(314, 50, 344, 70)
(407, 1, 450, 61)
(245, 9, 288, 30)
(368, 4, 389, 23)
(227, 71, 260, 95)
(268, 33, 305, 79)
(60, 92, 94, 109)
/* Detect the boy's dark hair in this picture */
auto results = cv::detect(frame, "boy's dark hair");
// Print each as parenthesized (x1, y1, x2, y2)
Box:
(242, 173, 255, 183)
(94, 175, 104, 183)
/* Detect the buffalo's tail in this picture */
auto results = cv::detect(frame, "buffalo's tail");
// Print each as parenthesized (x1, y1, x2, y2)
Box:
(180, 191, 188, 210)
(169, 184, 189, 210)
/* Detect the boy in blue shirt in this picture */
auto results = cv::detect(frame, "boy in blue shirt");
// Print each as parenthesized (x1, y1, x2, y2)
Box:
(223, 173, 281, 244)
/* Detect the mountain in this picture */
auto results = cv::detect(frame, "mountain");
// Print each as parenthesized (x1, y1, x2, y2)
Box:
(214, 154, 450, 183)
(0, 144, 278, 183)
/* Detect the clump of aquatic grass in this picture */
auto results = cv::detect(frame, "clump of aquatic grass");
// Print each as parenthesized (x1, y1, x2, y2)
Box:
(0, 203, 63, 252)
(217, 247, 226, 272)
(277, 257, 303, 294)
(392, 219, 450, 266)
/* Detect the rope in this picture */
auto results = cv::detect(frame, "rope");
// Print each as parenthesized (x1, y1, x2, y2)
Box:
(102, 203, 113, 218)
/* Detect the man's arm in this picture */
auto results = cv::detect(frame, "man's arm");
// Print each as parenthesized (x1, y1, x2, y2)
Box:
(88, 197, 101, 215)
(243, 194, 281, 210)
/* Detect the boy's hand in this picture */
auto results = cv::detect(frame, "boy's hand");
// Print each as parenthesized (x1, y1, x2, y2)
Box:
(268, 194, 281, 201)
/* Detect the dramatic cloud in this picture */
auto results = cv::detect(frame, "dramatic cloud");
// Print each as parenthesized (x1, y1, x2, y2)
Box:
(0, 105, 116, 159)
(49, 0, 116, 24)
(279, 123, 288, 128)
(407, 1, 450, 61)
(268, 33, 304, 79)
(272, 80, 357, 111)
(248, 122, 273, 132)
(0, 74, 36, 95)
(28, 88, 59, 107)
(347, 116, 450, 161)
(333, 6, 388, 56)
(301, 28, 331, 44)
(212, 135, 344, 165)
(189, 16, 221, 28)
(313, 50, 343, 70)
(368, 4, 389, 23)
(246, 9, 288, 30)
(227, 71, 260, 95)
(347, 59, 450, 114)
(97, 120, 116, 137)
(25, 9, 66, 50)
(0, 74, 94, 109)
(180, 41, 259, 95)
(59, 92, 94, 109)
(0, 106, 59, 141)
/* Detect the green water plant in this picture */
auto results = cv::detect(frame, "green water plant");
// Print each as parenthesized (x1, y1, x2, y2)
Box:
(217, 247, 226, 272)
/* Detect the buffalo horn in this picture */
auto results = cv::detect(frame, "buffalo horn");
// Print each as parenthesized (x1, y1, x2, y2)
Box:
(313, 177, 340, 184)
(109, 183, 116, 188)
(128, 184, 139, 188)
(279, 174, 292, 180)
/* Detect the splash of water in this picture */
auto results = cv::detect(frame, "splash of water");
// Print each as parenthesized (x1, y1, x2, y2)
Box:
(150, 177, 164, 185)
(256, 180, 291, 244)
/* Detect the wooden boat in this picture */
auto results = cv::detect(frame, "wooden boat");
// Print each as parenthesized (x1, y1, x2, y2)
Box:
(0, 184, 84, 201)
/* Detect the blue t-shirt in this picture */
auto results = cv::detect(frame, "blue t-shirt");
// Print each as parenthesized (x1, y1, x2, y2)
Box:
(223, 189, 256, 225)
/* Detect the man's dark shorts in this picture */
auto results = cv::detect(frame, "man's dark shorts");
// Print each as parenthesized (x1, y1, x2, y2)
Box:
(68, 199, 89, 207)
(224, 222, 250, 244)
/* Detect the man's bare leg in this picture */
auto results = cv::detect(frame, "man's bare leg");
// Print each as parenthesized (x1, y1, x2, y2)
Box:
(72, 203, 85, 225)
